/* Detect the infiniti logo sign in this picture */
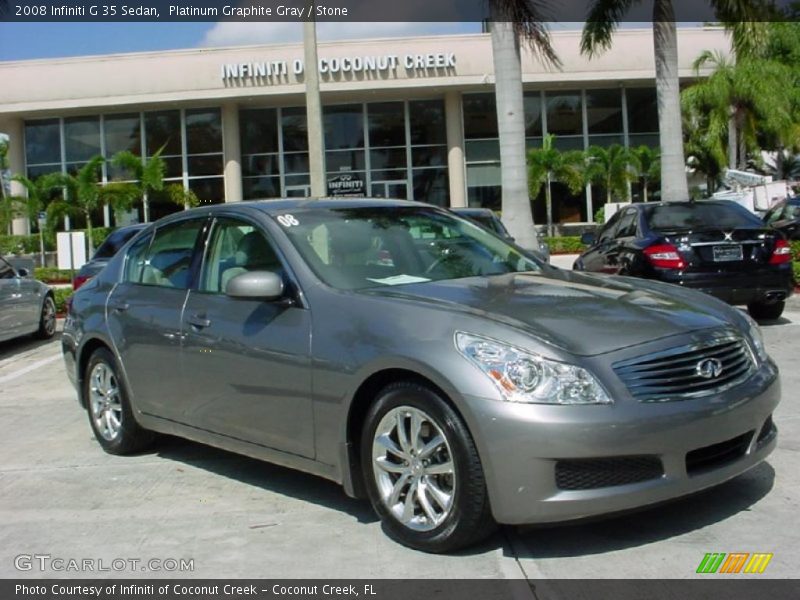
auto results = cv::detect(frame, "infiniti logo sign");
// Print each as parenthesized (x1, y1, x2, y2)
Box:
(696, 358, 724, 379)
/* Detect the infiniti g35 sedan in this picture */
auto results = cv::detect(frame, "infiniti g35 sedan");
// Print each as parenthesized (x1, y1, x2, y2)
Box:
(62, 199, 780, 552)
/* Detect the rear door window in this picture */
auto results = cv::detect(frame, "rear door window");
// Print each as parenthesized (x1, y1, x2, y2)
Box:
(125, 219, 206, 288)
(615, 209, 639, 238)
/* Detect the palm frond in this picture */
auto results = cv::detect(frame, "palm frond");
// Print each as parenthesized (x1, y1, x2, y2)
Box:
(490, 0, 561, 67)
(580, 0, 640, 57)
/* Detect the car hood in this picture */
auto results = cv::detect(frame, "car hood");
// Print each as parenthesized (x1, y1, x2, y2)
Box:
(360, 269, 735, 356)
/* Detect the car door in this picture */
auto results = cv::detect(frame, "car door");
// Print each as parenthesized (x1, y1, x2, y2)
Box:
(179, 216, 315, 458)
(605, 208, 640, 274)
(0, 257, 23, 340)
(581, 211, 621, 272)
(106, 217, 207, 421)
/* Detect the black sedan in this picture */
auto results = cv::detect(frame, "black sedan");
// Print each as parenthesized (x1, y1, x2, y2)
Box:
(72, 223, 147, 290)
(764, 196, 800, 240)
(574, 200, 794, 320)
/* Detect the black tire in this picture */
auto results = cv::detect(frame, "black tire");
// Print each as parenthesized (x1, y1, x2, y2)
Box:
(35, 295, 56, 340)
(360, 381, 496, 553)
(748, 300, 785, 321)
(84, 348, 154, 455)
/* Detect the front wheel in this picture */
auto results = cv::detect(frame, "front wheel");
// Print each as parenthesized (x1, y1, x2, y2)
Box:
(748, 300, 785, 321)
(361, 381, 495, 553)
(84, 348, 154, 454)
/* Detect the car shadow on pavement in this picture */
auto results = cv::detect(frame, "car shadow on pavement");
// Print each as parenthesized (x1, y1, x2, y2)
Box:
(503, 462, 775, 559)
(153, 435, 378, 524)
(758, 317, 791, 327)
(0, 332, 61, 361)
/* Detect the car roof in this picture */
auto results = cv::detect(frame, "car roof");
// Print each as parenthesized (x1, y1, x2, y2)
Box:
(237, 198, 426, 214)
(451, 207, 494, 215)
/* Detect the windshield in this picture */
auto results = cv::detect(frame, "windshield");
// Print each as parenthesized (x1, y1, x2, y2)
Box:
(277, 206, 541, 290)
(644, 202, 762, 232)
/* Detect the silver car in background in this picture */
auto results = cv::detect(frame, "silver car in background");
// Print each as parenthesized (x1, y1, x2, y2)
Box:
(0, 256, 56, 343)
(62, 199, 779, 552)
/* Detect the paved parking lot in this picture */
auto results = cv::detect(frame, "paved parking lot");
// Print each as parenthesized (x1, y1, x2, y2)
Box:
(0, 299, 798, 580)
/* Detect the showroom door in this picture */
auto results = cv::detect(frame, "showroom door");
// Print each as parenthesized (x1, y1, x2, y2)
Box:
(370, 181, 409, 200)
(285, 185, 311, 198)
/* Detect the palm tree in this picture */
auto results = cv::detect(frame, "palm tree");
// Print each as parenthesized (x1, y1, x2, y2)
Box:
(682, 50, 795, 170)
(6, 171, 63, 234)
(631, 145, 661, 202)
(109, 148, 167, 222)
(585, 144, 639, 204)
(489, 3, 559, 249)
(527, 135, 585, 236)
(45, 155, 106, 254)
(581, 4, 767, 203)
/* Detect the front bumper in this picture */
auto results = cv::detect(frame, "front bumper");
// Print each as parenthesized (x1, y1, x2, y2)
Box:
(464, 362, 780, 525)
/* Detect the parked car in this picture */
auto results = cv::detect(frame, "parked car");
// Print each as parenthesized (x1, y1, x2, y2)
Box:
(0, 256, 56, 343)
(764, 196, 800, 240)
(574, 200, 794, 320)
(451, 207, 550, 262)
(72, 223, 147, 290)
(63, 199, 779, 552)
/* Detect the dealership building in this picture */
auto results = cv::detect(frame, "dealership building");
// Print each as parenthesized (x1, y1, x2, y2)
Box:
(0, 27, 728, 230)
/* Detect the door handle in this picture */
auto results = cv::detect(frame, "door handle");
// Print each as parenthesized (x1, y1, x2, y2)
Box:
(188, 314, 211, 328)
(110, 302, 130, 312)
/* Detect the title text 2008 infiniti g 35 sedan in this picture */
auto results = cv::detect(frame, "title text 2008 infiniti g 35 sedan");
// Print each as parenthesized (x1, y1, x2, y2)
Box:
(62, 199, 780, 552)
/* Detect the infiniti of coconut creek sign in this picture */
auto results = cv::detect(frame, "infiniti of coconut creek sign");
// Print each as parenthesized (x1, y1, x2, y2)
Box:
(220, 52, 457, 83)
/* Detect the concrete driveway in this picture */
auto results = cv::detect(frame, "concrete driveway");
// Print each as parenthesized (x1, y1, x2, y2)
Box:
(0, 300, 797, 580)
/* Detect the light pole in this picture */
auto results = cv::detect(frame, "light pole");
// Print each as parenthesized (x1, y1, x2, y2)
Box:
(304, 14, 326, 198)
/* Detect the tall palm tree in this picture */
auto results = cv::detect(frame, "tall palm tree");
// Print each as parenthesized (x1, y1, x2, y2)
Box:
(581, 4, 766, 203)
(527, 135, 585, 236)
(6, 171, 63, 234)
(682, 50, 795, 169)
(631, 145, 661, 202)
(45, 155, 106, 254)
(489, 3, 559, 249)
(109, 148, 167, 222)
(585, 144, 640, 204)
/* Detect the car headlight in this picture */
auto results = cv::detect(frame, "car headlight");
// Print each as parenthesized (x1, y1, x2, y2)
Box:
(455, 332, 612, 405)
(743, 315, 768, 364)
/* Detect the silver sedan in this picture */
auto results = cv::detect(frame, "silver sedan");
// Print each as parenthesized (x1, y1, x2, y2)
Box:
(0, 256, 56, 343)
(62, 200, 779, 553)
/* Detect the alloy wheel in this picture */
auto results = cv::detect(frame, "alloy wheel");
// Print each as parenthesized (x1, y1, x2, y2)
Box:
(89, 362, 123, 441)
(371, 406, 455, 532)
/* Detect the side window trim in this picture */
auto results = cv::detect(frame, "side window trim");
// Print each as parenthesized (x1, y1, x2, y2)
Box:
(123, 230, 154, 284)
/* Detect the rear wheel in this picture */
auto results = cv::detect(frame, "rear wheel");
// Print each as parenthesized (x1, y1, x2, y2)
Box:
(84, 348, 154, 454)
(361, 381, 495, 553)
(748, 300, 785, 321)
(35, 295, 56, 339)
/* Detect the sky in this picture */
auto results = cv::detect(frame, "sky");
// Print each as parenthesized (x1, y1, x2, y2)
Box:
(0, 22, 483, 62)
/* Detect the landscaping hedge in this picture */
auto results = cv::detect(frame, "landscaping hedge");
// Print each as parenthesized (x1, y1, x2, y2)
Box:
(1, 227, 113, 256)
(791, 241, 800, 284)
(51, 287, 72, 316)
(543, 236, 587, 254)
(35, 268, 74, 283)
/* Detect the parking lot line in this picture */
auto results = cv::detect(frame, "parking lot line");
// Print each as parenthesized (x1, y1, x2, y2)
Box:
(0, 353, 62, 386)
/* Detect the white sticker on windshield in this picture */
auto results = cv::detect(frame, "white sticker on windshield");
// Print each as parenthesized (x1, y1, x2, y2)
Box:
(277, 214, 299, 227)
(367, 275, 431, 286)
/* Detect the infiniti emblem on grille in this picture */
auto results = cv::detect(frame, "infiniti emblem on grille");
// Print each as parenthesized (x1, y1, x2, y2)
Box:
(696, 358, 724, 379)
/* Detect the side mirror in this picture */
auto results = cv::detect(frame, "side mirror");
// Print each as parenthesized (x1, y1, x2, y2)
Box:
(16, 268, 30, 278)
(225, 271, 284, 301)
(580, 232, 596, 246)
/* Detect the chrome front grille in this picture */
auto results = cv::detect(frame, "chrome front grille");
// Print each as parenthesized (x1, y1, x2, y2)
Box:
(613, 334, 755, 402)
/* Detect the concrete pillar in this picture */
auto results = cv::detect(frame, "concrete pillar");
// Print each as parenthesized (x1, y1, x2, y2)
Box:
(221, 103, 243, 203)
(0, 117, 31, 235)
(444, 91, 467, 208)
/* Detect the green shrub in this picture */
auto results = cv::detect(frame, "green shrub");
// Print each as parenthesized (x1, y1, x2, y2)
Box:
(35, 268, 73, 283)
(51, 287, 73, 315)
(0, 234, 42, 255)
(791, 241, 800, 285)
(543, 236, 586, 254)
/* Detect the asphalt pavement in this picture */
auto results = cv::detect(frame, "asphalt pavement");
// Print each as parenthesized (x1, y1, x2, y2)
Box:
(0, 297, 797, 579)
